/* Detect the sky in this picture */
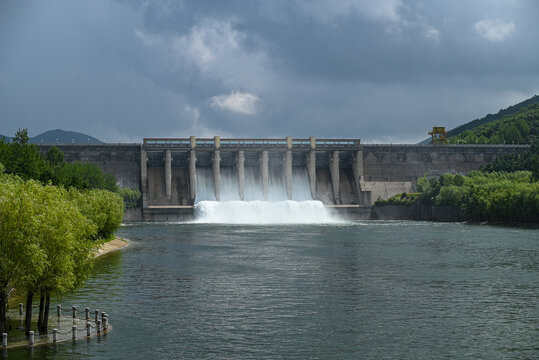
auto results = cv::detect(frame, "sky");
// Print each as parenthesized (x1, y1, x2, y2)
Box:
(1, 0, 538, 143)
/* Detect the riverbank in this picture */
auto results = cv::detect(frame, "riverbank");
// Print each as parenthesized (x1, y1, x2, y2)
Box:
(95, 237, 129, 257)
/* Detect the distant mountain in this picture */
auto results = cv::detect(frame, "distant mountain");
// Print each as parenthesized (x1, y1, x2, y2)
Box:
(0, 134, 10, 141)
(29, 129, 103, 144)
(419, 95, 539, 144)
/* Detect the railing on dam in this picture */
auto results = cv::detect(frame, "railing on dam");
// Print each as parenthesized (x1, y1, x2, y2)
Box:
(143, 137, 361, 150)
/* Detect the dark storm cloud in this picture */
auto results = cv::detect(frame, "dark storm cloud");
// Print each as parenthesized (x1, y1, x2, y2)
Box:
(1, 0, 538, 143)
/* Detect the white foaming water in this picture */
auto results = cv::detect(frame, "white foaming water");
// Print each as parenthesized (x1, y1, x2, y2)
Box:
(194, 166, 339, 224)
(194, 200, 338, 224)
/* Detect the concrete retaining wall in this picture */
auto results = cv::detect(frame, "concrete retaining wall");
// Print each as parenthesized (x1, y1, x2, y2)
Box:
(372, 204, 464, 222)
(123, 208, 142, 222)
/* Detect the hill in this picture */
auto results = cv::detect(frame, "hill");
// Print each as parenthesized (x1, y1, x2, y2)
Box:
(0, 134, 10, 141)
(448, 95, 538, 138)
(29, 129, 103, 144)
(449, 102, 538, 144)
(420, 94, 539, 144)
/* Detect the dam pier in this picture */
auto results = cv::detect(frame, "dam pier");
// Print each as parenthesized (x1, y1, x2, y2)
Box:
(37, 139, 529, 221)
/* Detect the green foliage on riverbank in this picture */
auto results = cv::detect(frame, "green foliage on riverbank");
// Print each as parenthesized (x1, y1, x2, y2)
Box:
(375, 192, 421, 206)
(0, 130, 126, 334)
(417, 171, 538, 223)
(0, 172, 124, 334)
(449, 103, 539, 144)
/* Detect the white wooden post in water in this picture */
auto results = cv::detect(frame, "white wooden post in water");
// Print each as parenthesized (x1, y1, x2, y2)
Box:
(57, 305, 61, 317)
(53, 329, 58, 342)
(72, 306, 77, 318)
(85, 307, 90, 320)
(86, 322, 91, 337)
(94, 309, 99, 322)
(2, 333, 7, 348)
(101, 311, 106, 322)
(72, 325, 77, 340)
(29, 331, 34, 346)
(103, 316, 108, 330)
(96, 320, 101, 334)
(18, 303, 23, 315)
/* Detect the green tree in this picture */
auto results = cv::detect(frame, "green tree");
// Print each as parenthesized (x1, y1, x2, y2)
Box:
(0, 176, 47, 334)
(69, 188, 123, 240)
(29, 185, 96, 332)
(54, 163, 118, 192)
(0, 130, 48, 181)
(13, 128, 30, 144)
(46, 146, 64, 167)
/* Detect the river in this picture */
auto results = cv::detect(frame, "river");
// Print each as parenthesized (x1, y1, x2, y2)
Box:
(4, 221, 538, 359)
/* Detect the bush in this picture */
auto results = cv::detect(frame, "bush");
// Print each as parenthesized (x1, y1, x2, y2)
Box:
(118, 187, 141, 209)
(416, 171, 538, 223)
(68, 188, 124, 240)
(375, 192, 421, 206)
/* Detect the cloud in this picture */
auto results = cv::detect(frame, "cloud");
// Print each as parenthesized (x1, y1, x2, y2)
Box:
(210, 92, 260, 115)
(425, 26, 440, 41)
(135, 19, 273, 92)
(2, 0, 538, 143)
(299, 0, 405, 23)
(474, 18, 515, 41)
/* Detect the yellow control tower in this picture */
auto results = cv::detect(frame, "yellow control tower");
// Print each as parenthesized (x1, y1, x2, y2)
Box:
(428, 127, 448, 144)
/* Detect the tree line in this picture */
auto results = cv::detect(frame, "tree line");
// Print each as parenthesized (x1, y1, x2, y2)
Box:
(0, 130, 125, 335)
(0, 129, 140, 208)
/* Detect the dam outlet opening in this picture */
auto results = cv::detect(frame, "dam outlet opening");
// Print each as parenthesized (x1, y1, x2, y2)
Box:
(140, 137, 366, 223)
(193, 165, 337, 224)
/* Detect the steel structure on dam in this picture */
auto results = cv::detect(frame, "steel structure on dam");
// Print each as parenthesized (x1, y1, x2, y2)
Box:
(141, 137, 367, 215)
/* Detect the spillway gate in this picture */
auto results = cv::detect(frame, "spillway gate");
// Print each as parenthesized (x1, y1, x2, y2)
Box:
(140, 137, 369, 219)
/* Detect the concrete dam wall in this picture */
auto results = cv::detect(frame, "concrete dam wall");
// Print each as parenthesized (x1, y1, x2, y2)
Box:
(38, 139, 529, 221)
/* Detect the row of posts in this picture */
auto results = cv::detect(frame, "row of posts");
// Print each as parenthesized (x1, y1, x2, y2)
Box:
(141, 137, 365, 205)
(2, 304, 109, 348)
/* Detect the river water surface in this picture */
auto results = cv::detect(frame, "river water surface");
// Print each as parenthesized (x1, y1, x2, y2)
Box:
(4, 221, 538, 359)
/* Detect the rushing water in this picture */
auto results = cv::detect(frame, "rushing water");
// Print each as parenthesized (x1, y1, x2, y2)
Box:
(4, 221, 537, 359)
(193, 164, 335, 224)
(195, 165, 314, 202)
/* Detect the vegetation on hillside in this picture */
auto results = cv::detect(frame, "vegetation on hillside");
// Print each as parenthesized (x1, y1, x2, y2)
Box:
(449, 103, 538, 144)
(447, 95, 538, 139)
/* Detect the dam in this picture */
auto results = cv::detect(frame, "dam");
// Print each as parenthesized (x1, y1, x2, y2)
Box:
(38, 138, 529, 221)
